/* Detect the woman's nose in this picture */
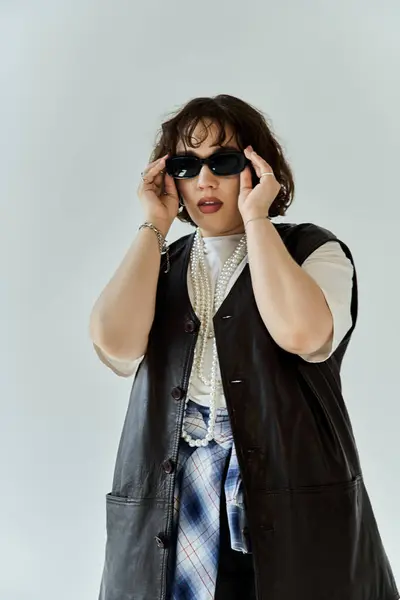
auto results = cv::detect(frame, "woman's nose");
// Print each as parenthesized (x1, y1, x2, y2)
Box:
(197, 165, 217, 186)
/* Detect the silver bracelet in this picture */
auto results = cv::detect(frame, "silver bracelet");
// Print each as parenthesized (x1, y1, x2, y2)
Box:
(139, 222, 170, 273)
(244, 215, 269, 228)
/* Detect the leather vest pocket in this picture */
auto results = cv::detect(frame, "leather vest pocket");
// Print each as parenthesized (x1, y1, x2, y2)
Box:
(98, 493, 168, 600)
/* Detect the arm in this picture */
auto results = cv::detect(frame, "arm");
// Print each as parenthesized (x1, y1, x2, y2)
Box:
(89, 220, 169, 363)
(246, 218, 340, 355)
(90, 153, 178, 367)
(239, 148, 353, 357)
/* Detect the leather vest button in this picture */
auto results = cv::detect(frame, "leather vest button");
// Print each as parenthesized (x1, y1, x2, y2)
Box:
(155, 534, 168, 549)
(184, 319, 196, 333)
(171, 387, 184, 401)
(162, 459, 174, 474)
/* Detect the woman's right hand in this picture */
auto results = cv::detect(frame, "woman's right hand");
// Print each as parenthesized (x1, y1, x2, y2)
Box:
(137, 154, 179, 235)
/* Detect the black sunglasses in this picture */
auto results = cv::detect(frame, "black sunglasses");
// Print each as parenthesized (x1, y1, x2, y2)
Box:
(165, 150, 250, 179)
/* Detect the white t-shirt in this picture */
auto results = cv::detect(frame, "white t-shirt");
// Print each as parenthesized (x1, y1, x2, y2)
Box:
(96, 235, 354, 408)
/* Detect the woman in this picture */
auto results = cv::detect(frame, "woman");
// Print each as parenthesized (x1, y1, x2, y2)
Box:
(90, 95, 398, 600)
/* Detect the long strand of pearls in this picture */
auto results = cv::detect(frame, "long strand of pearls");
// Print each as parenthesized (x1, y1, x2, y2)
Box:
(181, 228, 247, 447)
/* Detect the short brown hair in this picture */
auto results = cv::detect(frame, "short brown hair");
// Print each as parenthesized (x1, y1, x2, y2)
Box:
(149, 94, 295, 225)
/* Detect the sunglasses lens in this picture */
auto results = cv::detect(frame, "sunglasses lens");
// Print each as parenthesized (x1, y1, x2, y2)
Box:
(165, 152, 247, 179)
(165, 156, 200, 179)
(211, 152, 246, 175)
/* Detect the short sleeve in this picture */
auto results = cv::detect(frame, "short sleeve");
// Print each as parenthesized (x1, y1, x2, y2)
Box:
(298, 240, 354, 363)
(93, 343, 144, 377)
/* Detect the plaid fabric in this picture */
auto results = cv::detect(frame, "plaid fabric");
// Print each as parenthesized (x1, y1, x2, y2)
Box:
(169, 400, 251, 600)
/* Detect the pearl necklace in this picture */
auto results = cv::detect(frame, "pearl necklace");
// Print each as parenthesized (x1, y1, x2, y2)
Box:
(181, 228, 248, 447)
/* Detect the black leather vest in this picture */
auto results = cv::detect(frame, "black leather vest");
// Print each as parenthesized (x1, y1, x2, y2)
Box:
(99, 222, 399, 600)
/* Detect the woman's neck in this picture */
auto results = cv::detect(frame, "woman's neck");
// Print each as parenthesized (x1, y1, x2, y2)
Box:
(199, 223, 245, 238)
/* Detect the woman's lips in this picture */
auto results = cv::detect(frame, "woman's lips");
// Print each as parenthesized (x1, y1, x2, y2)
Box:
(197, 198, 223, 214)
(198, 203, 223, 214)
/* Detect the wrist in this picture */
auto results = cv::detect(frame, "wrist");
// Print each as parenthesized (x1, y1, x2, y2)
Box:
(142, 217, 172, 238)
(242, 213, 270, 228)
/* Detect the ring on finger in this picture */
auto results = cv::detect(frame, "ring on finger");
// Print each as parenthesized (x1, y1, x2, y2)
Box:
(141, 171, 152, 183)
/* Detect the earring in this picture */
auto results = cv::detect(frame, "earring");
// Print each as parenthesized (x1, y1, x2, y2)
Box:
(178, 198, 184, 213)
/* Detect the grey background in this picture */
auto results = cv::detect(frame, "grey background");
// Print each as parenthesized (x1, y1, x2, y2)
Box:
(1, 1, 399, 598)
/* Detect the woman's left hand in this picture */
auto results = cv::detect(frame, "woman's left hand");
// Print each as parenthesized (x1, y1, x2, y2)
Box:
(238, 146, 282, 221)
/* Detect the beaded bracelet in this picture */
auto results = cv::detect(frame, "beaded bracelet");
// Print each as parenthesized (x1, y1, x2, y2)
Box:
(139, 222, 170, 273)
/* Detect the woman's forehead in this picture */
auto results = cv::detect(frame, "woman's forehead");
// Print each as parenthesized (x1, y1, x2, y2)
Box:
(175, 124, 239, 153)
